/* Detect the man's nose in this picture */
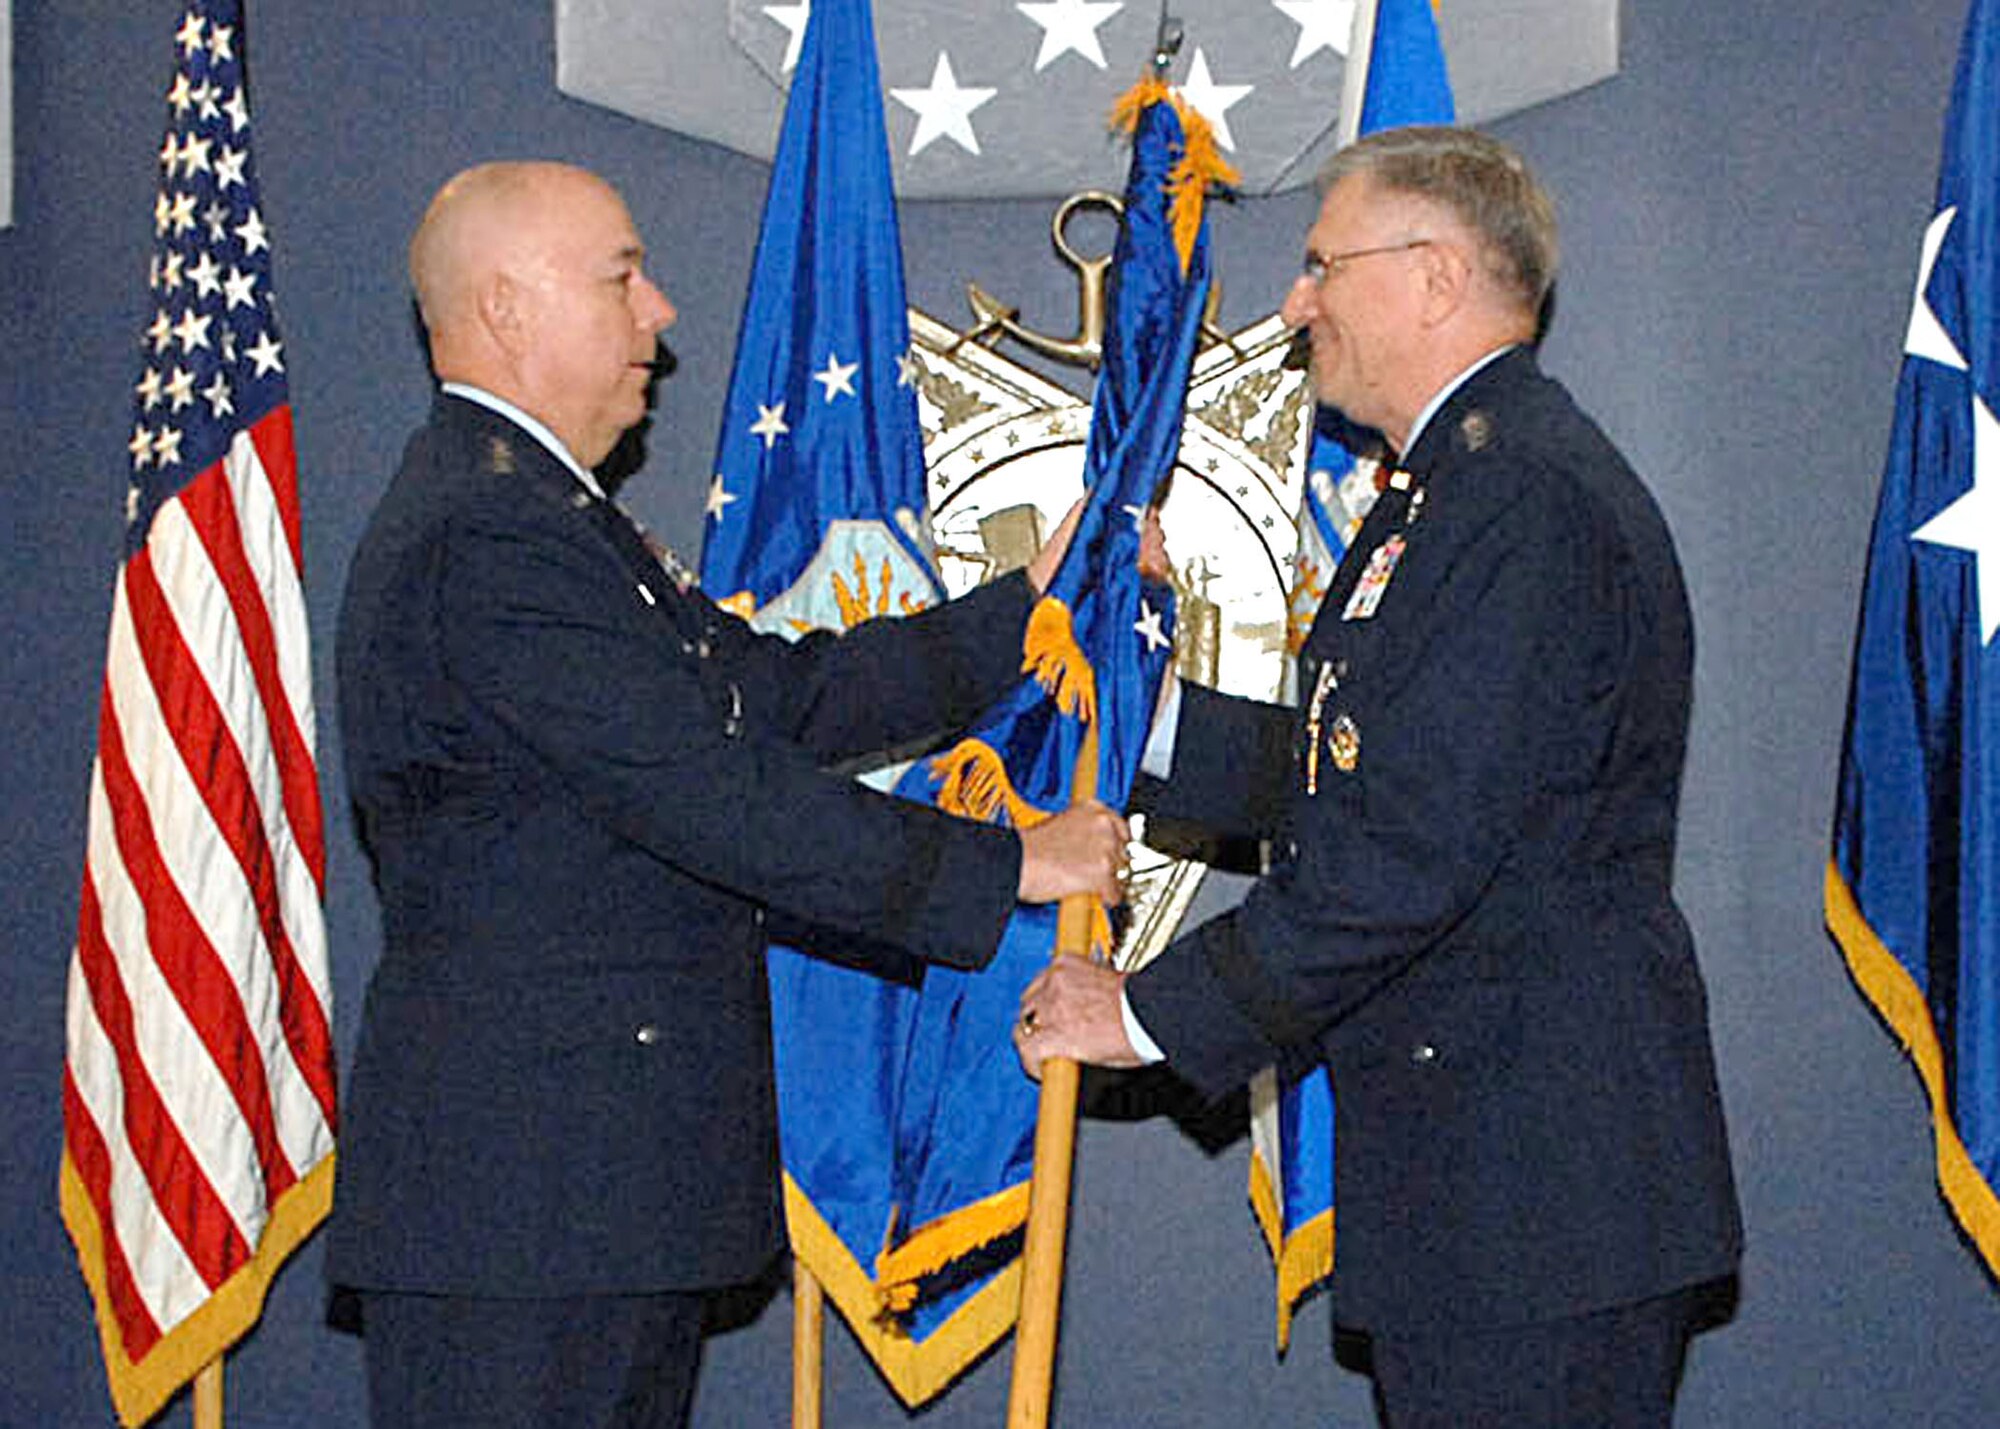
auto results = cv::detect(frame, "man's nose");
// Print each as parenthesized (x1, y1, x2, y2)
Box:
(638, 276, 677, 332)
(1280, 274, 1317, 329)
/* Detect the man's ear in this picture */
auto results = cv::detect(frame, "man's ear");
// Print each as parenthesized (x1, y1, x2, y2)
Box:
(478, 271, 529, 358)
(1416, 238, 1473, 328)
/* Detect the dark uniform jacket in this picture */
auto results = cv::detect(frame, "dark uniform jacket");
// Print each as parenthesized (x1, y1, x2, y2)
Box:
(1131, 348, 1742, 1332)
(329, 395, 1030, 1297)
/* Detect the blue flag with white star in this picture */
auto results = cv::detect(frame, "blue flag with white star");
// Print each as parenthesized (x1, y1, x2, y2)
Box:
(701, 0, 938, 625)
(700, 9, 1198, 1392)
(863, 77, 1196, 1381)
(697, 0, 970, 1403)
(1827, 0, 2000, 1276)
(1264, 0, 1454, 1349)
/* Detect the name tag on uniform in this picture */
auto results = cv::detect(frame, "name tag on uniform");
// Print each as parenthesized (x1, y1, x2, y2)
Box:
(1342, 535, 1405, 621)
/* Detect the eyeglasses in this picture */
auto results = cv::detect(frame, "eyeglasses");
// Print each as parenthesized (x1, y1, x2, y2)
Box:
(1299, 238, 1432, 285)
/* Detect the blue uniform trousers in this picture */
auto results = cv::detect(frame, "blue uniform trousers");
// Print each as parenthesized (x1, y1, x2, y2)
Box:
(360, 1288, 705, 1429)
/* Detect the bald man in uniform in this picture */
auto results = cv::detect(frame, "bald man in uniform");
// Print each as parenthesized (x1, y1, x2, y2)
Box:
(330, 161, 1129, 1429)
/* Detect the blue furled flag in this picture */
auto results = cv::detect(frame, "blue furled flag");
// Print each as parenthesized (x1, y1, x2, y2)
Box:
(870, 80, 1209, 1352)
(1263, 0, 1454, 1348)
(699, 0, 1206, 1391)
(1827, 0, 2000, 1275)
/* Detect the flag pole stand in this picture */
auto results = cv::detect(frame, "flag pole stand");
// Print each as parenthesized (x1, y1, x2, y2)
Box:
(792, 1256, 826, 1429)
(1006, 735, 1100, 1428)
(194, 1356, 224, 1429)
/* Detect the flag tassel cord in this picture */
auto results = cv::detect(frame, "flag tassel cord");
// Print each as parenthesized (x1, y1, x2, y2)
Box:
(1005, 731, 1100, 1429)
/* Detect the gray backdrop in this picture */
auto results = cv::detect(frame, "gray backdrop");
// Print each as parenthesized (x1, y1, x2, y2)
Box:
(4, 1, 1998, 1425)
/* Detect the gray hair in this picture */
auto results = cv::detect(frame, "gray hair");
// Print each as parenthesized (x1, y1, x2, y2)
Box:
(1321, 126, 1558, 318)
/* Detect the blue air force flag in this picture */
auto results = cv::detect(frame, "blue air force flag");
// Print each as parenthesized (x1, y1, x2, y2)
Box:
(700, 0, 1207, 1386)
(701, 0, 937, 629)
(1827, 0, 2000, 1275)
(696, 0, 969, 1403)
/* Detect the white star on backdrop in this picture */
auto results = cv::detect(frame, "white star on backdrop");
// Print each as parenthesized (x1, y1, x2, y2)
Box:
(813, 352, 859, 401)
(235, 208, 268, 255)
(245, 331, 284, 376)
(763, 0, 811, 74)
(1017, 0, 1123, 71)
(223, 266, 258, 311)
(890, 53, 997, 157)
(214, 146, 247, 192)
(202, 371, 234, 418)
(1272, 0, 1353, 67)
(1175, 48, 1254, 151)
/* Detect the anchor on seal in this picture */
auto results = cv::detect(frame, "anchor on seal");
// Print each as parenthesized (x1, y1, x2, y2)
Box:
(947, 7, 1234, 372)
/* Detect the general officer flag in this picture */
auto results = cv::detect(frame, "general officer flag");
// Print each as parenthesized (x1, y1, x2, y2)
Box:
(1261, 0, 1455, 1348)
(62, 4, 338, 1423)
(1827, 0, 2000, 1274)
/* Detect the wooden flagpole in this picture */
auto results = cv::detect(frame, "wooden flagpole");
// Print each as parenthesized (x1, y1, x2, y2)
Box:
(1005, 733, 1101, 1429)
(792, 1256, 826, 1429)
(1007, 17, 1196, 1420)
(194, 1357, 224, 1429)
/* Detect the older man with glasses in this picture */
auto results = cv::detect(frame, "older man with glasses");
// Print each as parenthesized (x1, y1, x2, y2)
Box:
(1017, 126, 1742, 1427)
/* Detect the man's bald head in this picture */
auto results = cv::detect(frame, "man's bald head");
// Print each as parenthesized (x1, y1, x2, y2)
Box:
(405, 161, 677, 468)
(409, 161, 610, 342)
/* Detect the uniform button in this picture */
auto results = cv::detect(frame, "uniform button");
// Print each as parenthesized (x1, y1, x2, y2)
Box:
(1410, 1042, 1437, 1066)
(634, 1022, 662, 1046)
(680, 640, 696, 654)
(1333, 659, 1349, 678)
(1284, 840, 1299, 861)
(752, 908, 766, 927)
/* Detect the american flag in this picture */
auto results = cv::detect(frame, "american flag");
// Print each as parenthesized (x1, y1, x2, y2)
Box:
(60, 5, 337, 1424)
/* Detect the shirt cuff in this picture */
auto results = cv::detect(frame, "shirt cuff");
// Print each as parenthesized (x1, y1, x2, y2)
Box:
(1120, 987, 1167, 1065)
(1140, 679, 1182, 779)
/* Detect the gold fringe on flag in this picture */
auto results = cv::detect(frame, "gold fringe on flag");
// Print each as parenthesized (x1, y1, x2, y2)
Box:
(929, 737, 1053, 830)
(1021, 597, 1096, 726)
(783, 1174, 1025, 1408)
(873, 1178, 1036, 1310)
(1108, 78, 1241, 273)
(1247, 1151, 1335, 1352)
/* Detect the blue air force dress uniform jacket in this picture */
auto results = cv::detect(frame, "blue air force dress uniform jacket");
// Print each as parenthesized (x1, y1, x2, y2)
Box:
(1130, 348, 1742, 1332)
(329, 395, 1033, 1298)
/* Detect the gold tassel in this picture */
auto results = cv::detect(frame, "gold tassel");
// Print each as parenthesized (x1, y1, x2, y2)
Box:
(1022, 597, 1097, 725)
(929, 738, 1053, 830)
(1107, 79, 1241, 274)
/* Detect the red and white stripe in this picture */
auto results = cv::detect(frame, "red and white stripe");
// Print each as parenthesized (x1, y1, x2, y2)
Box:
(63, 409, 335, 1405)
